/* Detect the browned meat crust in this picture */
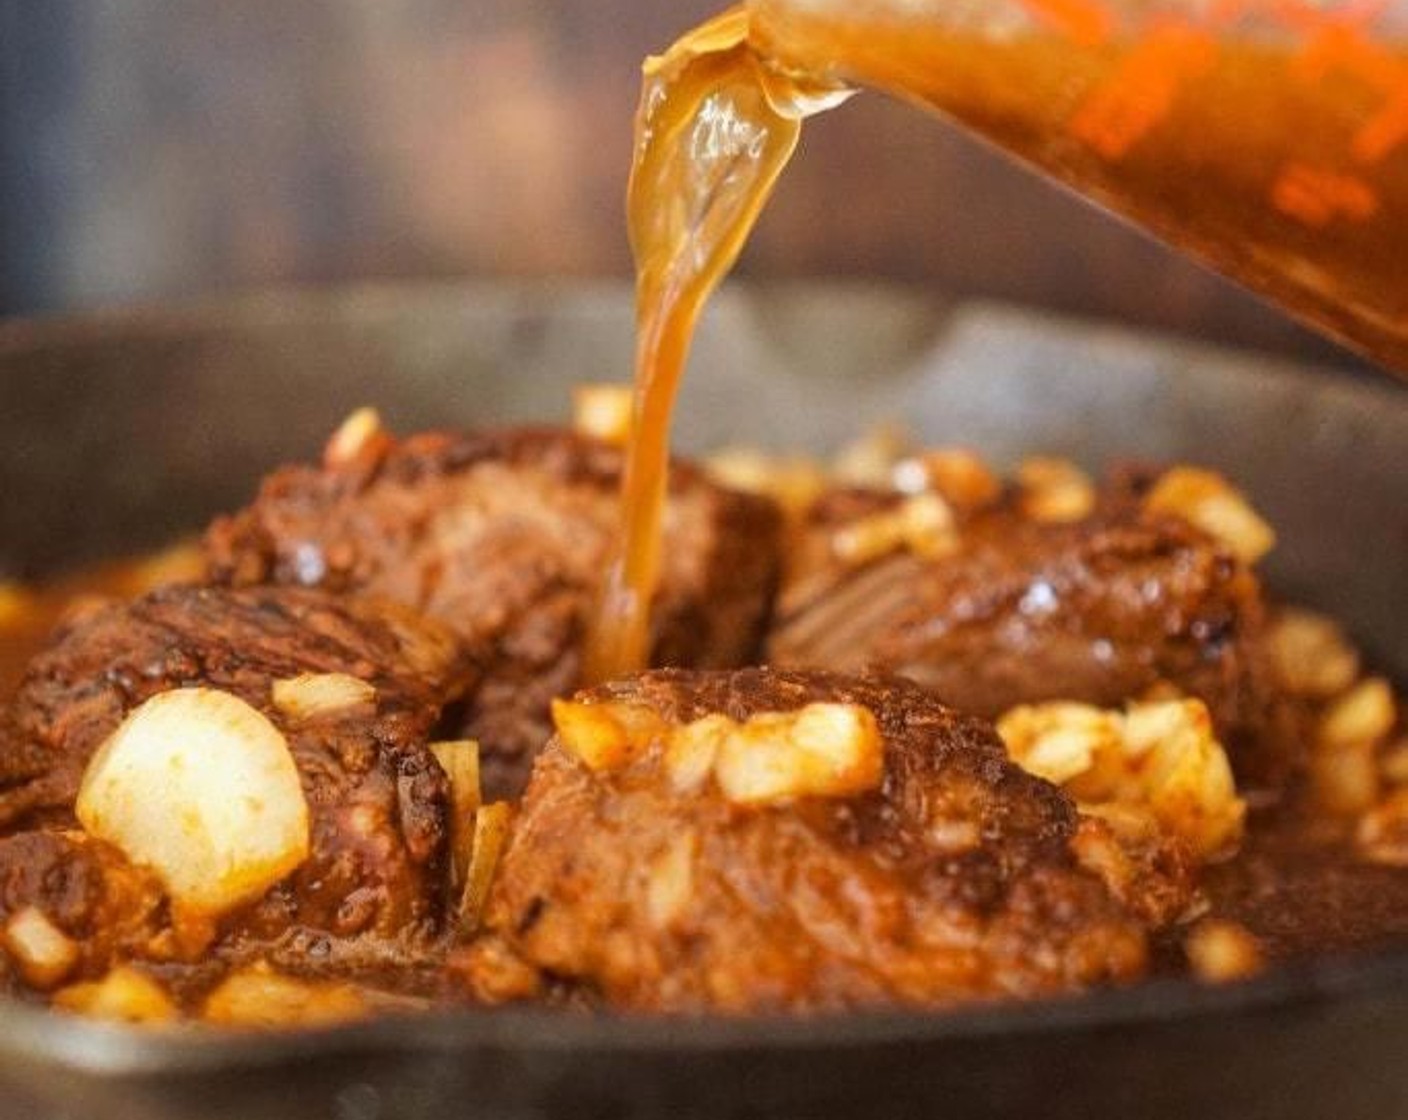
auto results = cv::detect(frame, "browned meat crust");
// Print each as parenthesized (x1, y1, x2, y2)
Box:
(0, 831, 166, 995)
(0, 585, 470, 967)
(203, 427, 783, 798)
(460, 668, 1193, 1014)
(768, 488, 1289, 789)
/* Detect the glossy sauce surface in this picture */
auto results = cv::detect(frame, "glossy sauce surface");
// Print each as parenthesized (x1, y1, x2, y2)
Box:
(1205, 813, 1408, 960)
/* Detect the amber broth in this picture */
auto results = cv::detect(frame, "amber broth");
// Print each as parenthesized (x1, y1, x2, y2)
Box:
(581, 8, 836, 681)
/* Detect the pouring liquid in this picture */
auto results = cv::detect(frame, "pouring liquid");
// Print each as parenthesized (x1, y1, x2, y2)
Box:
(586, 0, 1408, 677)
(581, 8, 841, 681)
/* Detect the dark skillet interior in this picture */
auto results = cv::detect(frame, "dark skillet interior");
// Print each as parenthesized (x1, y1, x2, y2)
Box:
(0, 283, 1405, 1120)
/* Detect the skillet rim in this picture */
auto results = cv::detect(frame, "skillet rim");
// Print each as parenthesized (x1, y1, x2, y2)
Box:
(0, 942, 1406, 1076)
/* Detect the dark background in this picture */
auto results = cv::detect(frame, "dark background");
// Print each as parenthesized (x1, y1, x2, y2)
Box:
(0, 1, 1369, 367)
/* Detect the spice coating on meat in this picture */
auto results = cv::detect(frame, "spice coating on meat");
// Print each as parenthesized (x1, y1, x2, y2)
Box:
(0, 831, 166, 995)
(768, 488, 1288, 789)
(461, 668, 1192, 1014)
(203, 427, 783, 799)
(0, 585, 470, 966)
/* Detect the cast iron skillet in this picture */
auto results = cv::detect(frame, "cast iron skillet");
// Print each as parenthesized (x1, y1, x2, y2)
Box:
(0, 284, 1405, 1120)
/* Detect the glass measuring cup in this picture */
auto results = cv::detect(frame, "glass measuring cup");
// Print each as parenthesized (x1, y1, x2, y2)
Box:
(746, 0, 1408, 371)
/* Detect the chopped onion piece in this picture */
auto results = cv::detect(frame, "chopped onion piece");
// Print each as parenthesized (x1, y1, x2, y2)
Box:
(53, 967, 176, 1024)
(999, 698, 1245, 862)
(1358, 788, 1408, 866)
(1185, 920, 1264, 984)
(571, 383, 634, 446)
(894, 447, 1001, 511)
(76, 688, 311, 917)
(202, 965, 370, 1028)
(1017, 457, 1096, 523)
(832, 424, 911, 487)
(459, 801, 513, 935)
(1320, 678, 1397, 752)
(1144, 466, 1275, 564)
(324, 407, 388, 469)
(272, 672, 376, 722)
(552, 699, 664, 773)
(713, 703, 884, 807)
(2, 907, 78, 989)
(1266, 608, 1360, 698)
(430, 740, 482, 888)
(665, 715, 728, 793)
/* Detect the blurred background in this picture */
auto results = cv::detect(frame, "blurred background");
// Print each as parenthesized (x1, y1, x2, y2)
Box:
(0, 0, 1365, 365)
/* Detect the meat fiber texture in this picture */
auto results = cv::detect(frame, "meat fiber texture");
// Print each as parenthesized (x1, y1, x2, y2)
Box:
(0, 584, 470, 989)
(768, 485, 1291, 791)
(462, 668, 1194, 1014)
(204, 427, 783, 799)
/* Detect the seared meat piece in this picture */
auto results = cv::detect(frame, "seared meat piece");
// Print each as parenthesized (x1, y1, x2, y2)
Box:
(0, 585, 469, 968)
(0, 831, 166, 996)
(204, 426, 783, 798)
(768, 489, 1287, 788)
(460, 668, 1193, 1014)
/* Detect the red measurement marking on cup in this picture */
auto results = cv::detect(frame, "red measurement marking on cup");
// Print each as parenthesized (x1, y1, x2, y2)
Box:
(1271, 162, 1380, 225)
(1294, 24, 1408, 165)
(1354, 85, 1408, 163)
(1067, 22, 1217, 159)
(1017, 0, 1114, 46)
(1271, 7, 1399, 221)
(1296, 24, 1401, 90)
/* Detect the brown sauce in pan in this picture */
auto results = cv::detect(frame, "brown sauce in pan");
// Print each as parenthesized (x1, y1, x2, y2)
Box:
(1205, 815, 1408, 960)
